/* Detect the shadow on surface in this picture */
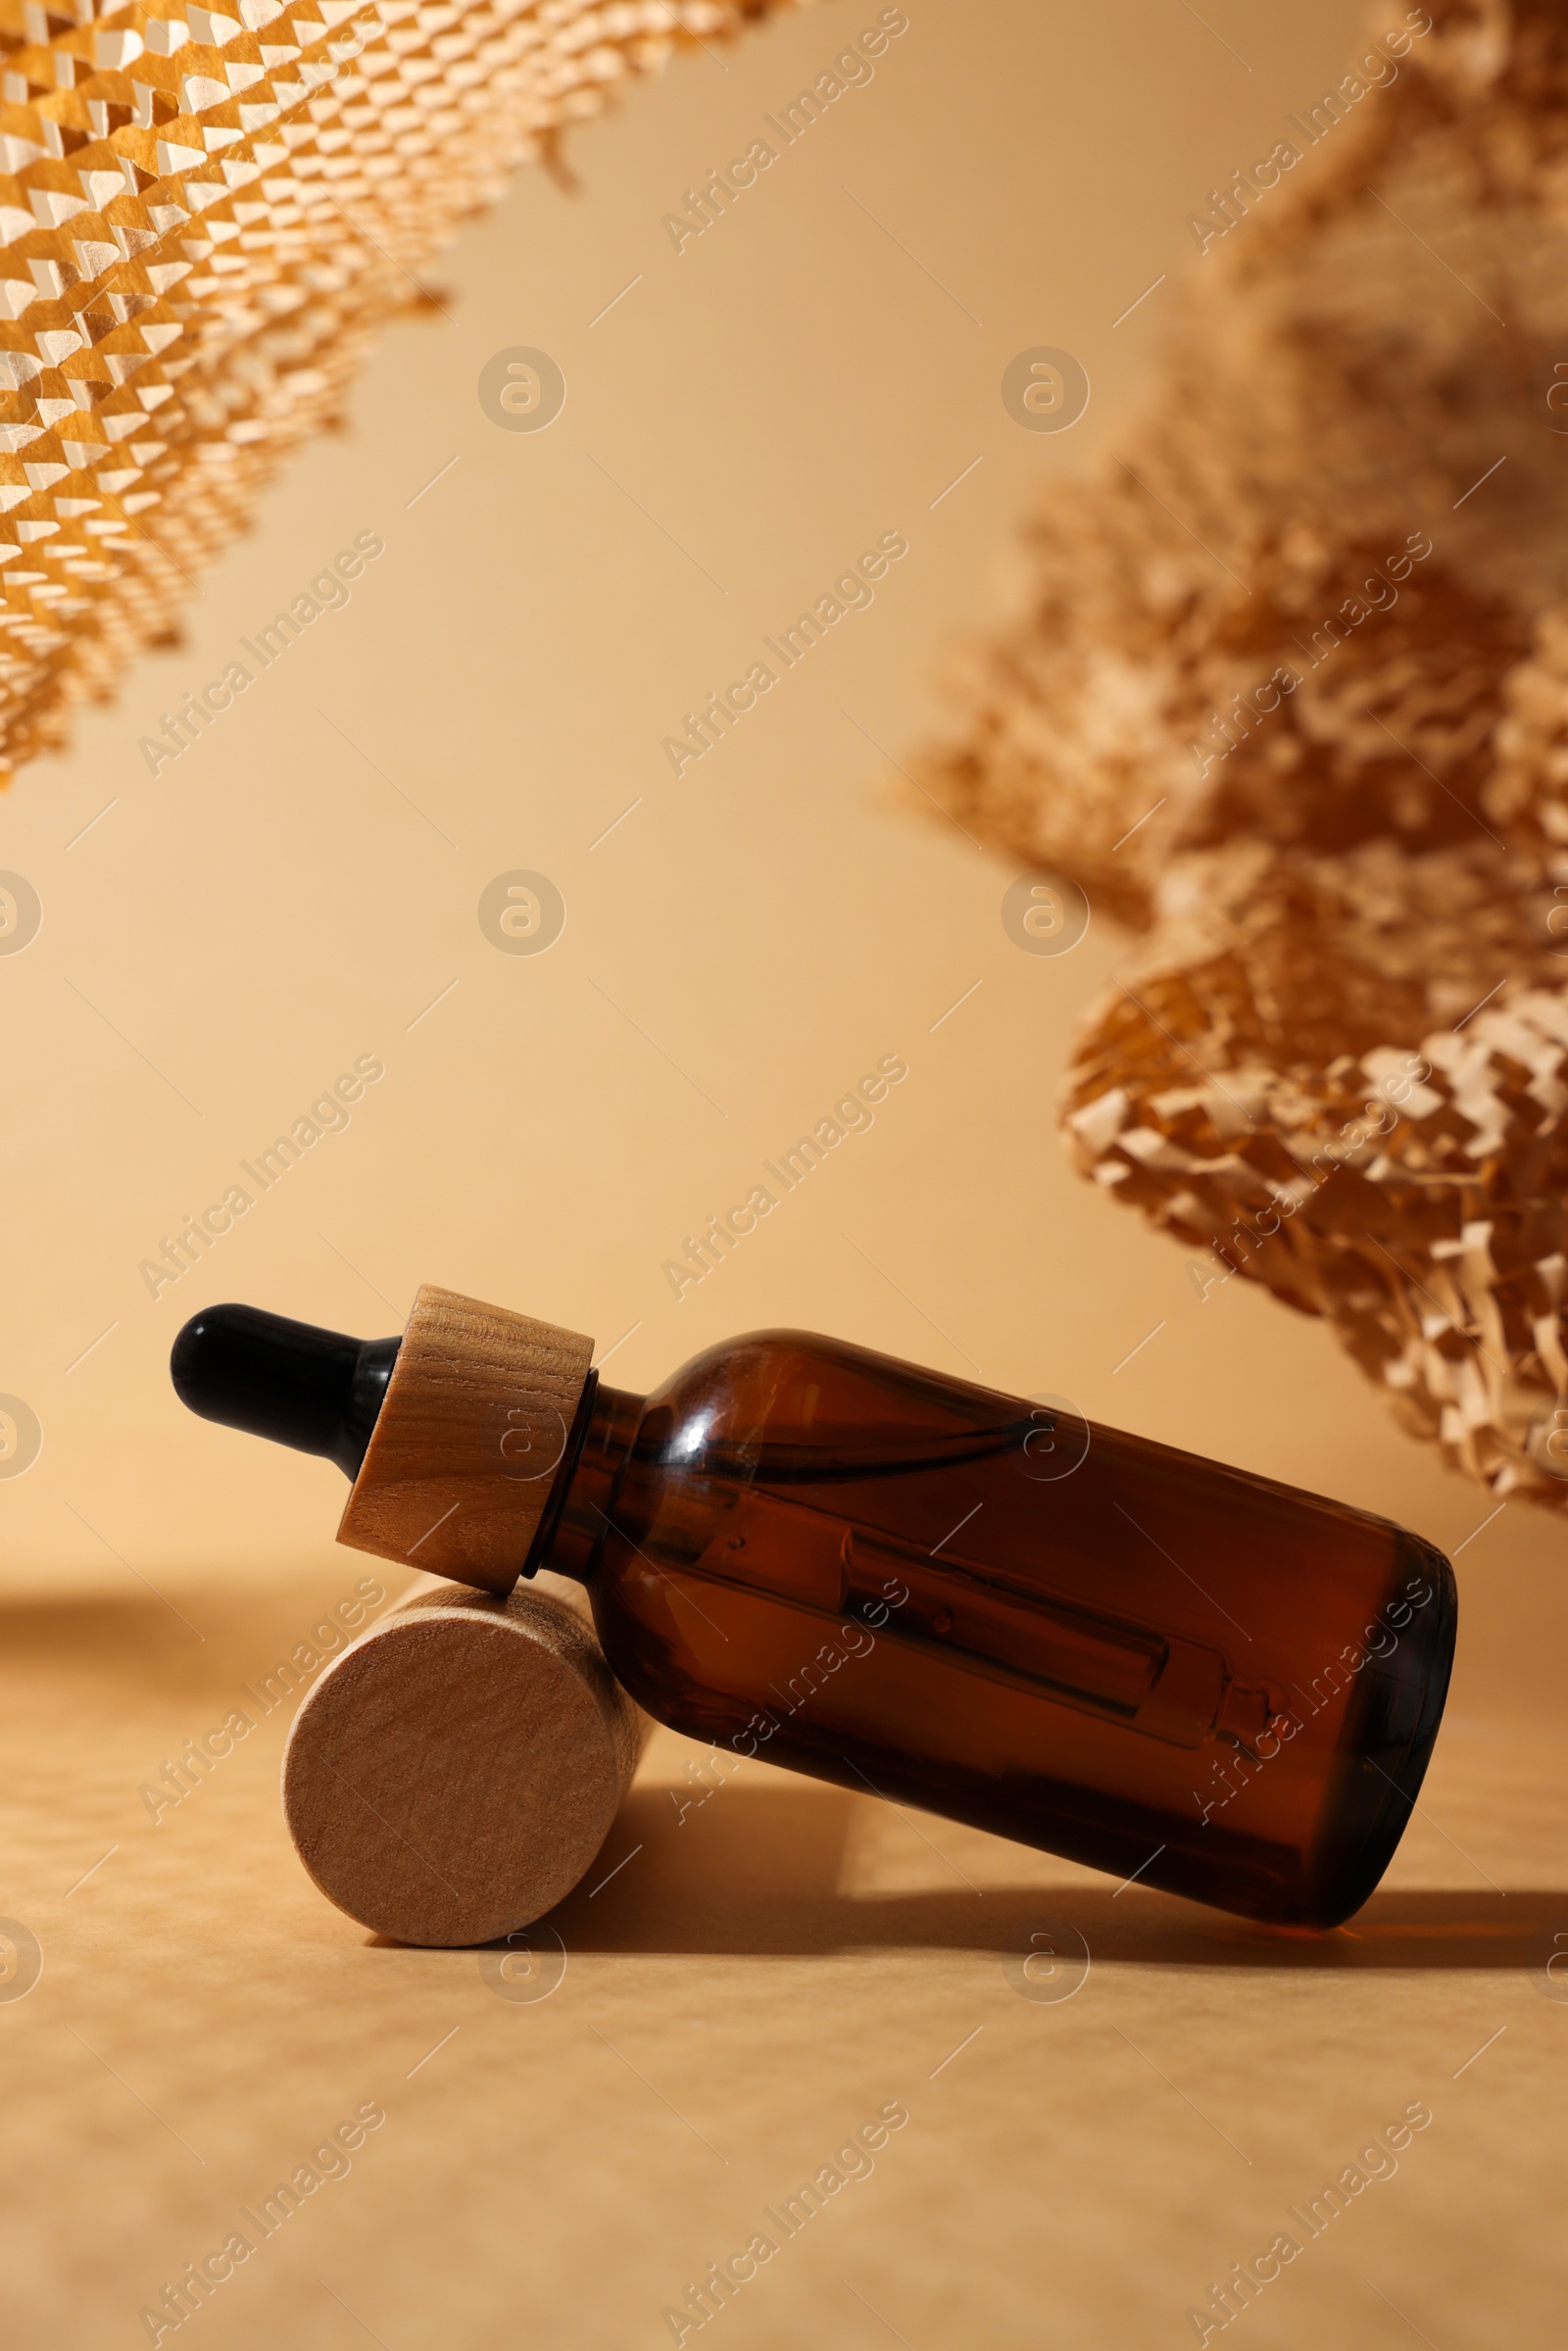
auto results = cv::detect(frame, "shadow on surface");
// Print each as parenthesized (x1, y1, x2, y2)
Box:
(540, 1784, 1567, 1969)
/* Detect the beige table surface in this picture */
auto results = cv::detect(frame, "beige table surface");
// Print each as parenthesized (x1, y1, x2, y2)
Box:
(3, 1545, 1564, 2351)
(2, 0, 1563, 2342)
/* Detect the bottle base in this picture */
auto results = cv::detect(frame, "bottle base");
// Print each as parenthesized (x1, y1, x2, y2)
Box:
(1295, 1529, 1458, 1930)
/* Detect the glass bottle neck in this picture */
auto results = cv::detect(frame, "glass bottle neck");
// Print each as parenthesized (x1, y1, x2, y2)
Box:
(526, 1379, 641, 1585)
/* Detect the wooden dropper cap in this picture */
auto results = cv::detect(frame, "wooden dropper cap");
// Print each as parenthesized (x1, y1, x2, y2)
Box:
(335, 1284, 595, 1596)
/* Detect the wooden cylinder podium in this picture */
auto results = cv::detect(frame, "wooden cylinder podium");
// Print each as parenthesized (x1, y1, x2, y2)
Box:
(281, 1575, 646, 1947)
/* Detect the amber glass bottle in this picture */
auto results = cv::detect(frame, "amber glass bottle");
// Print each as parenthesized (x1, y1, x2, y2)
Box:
(172, 1294, 1455, 1929)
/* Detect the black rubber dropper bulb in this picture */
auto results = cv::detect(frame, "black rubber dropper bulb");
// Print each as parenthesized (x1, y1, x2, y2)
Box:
(171, 1303, 400, 1480)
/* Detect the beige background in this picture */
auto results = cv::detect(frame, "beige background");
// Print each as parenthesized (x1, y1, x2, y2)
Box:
(3, 2, 1565, 2345)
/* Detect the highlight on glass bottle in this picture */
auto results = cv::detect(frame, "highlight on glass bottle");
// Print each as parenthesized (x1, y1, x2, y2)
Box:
(172, 1288, 1456, 1930)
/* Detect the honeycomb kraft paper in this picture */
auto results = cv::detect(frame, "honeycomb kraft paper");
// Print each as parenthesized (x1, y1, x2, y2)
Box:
(0, 0, 791, 779)
(16, 0, 1568, 1510)
(914, 0, 1568, 1506)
